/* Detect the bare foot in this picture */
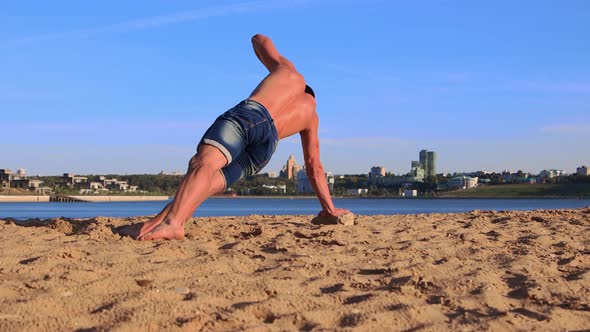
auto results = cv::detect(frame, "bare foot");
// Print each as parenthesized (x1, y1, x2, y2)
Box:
(116, 217, 164, 240)
(138, 222, 185, 241)
(115, 222, 144, 239)
(136, 217, 165, 239)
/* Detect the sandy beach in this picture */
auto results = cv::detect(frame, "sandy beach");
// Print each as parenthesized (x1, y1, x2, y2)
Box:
(1, 208, 589, 331)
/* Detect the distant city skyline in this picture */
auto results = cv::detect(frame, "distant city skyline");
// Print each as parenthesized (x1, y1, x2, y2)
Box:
(1, 1, 589, 175)
(2, 157, 587, 178)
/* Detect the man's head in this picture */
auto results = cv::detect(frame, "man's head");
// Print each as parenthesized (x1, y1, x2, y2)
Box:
(304, 84, 315, 98)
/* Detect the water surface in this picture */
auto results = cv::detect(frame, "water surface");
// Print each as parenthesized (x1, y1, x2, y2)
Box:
(1, 198, 588, 220)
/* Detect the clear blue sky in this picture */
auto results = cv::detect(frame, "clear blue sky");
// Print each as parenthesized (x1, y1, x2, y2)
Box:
(1, 0, 589, 176)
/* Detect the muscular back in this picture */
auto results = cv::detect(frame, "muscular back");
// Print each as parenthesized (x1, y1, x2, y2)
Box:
(250, 73, 315, 137)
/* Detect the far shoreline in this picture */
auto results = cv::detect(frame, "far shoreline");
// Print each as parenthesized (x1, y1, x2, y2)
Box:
(0, 195, 589, 203)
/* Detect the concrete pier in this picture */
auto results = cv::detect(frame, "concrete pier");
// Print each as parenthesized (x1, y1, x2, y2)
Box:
(50, 195, 86, 202)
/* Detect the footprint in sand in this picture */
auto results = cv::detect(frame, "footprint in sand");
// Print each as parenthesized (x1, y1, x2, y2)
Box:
(320, 283, 344, 294)
(503, 273, 535, 299)
(343, 293, 373, 305)
(510, 308, 548, 321)
(516, 234, 539, 245)
(339, 313, 364, 328)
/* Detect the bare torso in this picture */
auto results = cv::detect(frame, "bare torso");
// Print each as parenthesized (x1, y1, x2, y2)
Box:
(248, 67, 316, 140)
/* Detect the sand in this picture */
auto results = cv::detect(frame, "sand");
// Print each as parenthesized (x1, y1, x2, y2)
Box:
(1, 208, 589, 331)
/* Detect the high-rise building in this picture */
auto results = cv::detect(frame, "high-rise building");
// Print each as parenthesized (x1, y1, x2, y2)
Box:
(419, 150, 428, 175)
(427, 151, 436, 177)
(371, 166, 386, 177)
(280, 155, 301, 180)
(419, 150, 437, 178)
(577, 166, 589, 176)
(370, 166, 386, 184)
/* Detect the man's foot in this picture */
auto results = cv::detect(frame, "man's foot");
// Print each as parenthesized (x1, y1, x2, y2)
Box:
(138, 222, 185, 241)
(136, 217, 165, 239)
(115, 215, 166, 240)
(115, 222, 144, 239)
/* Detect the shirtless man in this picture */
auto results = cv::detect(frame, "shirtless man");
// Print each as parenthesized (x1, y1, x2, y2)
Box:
(127, 34, 350, 241)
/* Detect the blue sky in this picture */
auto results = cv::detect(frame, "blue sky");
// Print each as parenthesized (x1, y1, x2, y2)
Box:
(1, 0, 589, 176)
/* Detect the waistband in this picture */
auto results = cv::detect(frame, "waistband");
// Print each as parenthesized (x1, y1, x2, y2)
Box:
(241, 99, 273, 122)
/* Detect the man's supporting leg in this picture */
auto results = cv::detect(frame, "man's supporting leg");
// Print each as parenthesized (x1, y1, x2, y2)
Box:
(139, 144, 227, 240)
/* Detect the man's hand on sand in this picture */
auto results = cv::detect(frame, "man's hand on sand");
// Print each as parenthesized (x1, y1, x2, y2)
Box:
(312, 208, 355, 226)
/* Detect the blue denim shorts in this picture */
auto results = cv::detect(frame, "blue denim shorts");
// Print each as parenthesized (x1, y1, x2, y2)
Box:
(200, 99, 279, 188)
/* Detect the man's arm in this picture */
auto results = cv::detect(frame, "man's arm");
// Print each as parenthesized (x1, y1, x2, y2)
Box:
(251, 34, 296, 72)
(300, 113, 349, 216)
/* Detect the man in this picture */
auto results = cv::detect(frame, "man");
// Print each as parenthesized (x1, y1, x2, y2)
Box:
(125, 34, 350, 241)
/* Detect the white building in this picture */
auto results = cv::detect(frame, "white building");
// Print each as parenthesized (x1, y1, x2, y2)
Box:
(74, 176, 138, 194)
(346, 188, 368, 196)
(64, 173, 88, 186)
(89, 182, 104, 190)
(262, 184, 286, 194)
(538, 169, 565, 179)
(448, 176, 479, 190)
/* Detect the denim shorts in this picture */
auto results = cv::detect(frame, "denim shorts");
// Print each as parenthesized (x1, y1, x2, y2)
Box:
(200, 99, 279, 188)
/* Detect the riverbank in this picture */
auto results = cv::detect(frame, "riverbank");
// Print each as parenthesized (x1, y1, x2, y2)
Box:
(1, 208, 588, 330)
(439, 183, 590, 198)
(67, 195, 170, 202)
(0, 195, 50, 202)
